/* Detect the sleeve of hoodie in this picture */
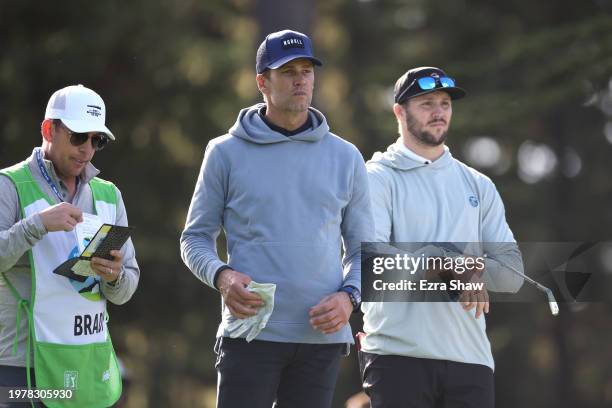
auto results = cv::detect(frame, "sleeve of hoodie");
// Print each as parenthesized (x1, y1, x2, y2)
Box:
(365, 164, 393, 243)
(180, 141, 229, 290)
(340, 150, 374, 291)
(364, 166, 400, 282)
(0, 174, 47, 273)
(479, 178, 524, 293)
(366, 163, 444, 275)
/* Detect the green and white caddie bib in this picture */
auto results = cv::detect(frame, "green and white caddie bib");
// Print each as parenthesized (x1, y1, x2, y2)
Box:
(0, 162, 122, 408)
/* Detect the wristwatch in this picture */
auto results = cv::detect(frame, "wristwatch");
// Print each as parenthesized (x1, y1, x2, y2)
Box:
(339, 285, 362, 313)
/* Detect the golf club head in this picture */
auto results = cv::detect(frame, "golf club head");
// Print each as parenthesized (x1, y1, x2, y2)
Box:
(545, 289, 559, 316)
(496, 258, 559, 316)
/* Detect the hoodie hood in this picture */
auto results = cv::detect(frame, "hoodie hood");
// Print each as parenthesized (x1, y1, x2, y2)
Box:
(229, 103, 330, 144)
(368, 138, 453, 171)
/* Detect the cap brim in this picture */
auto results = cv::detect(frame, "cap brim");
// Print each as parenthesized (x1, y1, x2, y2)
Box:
(405, 86, 467, 102)
(61, 119, 115, 140)
(267, 54, 323, 70)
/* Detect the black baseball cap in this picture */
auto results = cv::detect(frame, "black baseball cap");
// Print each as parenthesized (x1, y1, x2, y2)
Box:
(394, 66, 466, 104)
(256, 29, 322, 74)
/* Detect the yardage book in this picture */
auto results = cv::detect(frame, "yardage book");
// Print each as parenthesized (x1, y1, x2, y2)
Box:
(53, 214, 133, 282)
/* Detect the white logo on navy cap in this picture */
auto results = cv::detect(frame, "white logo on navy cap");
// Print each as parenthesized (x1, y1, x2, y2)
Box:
(282, 38, 305, 49)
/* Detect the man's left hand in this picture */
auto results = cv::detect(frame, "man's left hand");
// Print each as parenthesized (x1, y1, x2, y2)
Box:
(459, 274, 489, 318)
(91, 250, 123, 283)
(309, 292, 353, 334)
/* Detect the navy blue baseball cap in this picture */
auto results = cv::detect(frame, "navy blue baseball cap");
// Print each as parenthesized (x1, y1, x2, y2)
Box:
(256, 29, 322, 74)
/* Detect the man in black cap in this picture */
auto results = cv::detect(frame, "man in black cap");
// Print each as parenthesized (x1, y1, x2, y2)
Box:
(359, 67, 524, 407)
(181, 29, 373, 408)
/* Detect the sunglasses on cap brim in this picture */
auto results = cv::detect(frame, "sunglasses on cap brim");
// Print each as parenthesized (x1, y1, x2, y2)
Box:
(396, 76, 457, 103)
(415, 76, 456, 90)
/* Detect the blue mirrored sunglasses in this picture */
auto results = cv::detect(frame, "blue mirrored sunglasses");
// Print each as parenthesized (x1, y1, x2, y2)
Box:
(416, 76, 456, 90)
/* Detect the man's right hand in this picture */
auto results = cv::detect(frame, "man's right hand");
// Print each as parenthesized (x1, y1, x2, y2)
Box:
(38, 203, 83, 232)
(217, 269, 264, 319)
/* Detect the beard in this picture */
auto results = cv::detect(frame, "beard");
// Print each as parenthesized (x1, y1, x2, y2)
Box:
(405, 109, 448, 147)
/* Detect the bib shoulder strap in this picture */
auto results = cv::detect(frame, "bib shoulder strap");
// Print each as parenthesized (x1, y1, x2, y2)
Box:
(0, 162, 52, 213)
(89, 177, 117, 205)
(0, 161, 30, 181)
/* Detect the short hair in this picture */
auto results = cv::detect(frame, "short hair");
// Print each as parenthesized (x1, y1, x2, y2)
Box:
(259, 70, 272, 103)
(396, 102, 417, 136)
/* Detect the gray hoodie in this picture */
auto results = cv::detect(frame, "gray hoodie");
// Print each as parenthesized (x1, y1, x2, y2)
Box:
(361, 140, 523, 370)
(180, 104, 373, 344)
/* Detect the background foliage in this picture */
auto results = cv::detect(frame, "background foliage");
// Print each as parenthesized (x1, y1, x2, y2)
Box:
(2, 1, 612, 406)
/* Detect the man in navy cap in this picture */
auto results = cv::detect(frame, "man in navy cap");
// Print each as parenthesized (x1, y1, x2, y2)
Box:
(181, 29, 373, 408)
(360, 67, 524, 407)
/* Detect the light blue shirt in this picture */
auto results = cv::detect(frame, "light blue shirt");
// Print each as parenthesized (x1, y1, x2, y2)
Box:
(362, 139, 523, 370)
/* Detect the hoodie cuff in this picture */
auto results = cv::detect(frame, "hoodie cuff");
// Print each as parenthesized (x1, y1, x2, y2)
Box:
(213, 265, 232, 290)
(24, 213, 48, 242)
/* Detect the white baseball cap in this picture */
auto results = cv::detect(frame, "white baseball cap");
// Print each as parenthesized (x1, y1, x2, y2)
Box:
(44, 84, 115, 140)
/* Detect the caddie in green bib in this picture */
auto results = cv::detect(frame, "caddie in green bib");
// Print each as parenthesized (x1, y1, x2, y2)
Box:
(1, 163, 122, 408)
(0, 84, 138, 408)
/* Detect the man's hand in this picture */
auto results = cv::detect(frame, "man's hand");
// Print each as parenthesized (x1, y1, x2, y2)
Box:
(217, 269, 264, 319)
(425, 256, 450, 280)
(427, 255, 485, 282)
(91, 250, 123, 283)
(309, 292, 353, 334)
(456, 255, 486, 283)
(39, 203, 83, 232)
(459, 274, 489, 319)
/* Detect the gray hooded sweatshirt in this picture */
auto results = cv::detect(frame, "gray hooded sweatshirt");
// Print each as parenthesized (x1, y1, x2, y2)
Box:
(361, 140, 523, 370)
(180, 104, 373, 344)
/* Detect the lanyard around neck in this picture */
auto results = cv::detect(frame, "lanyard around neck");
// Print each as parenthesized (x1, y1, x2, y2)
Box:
(34, 147, 66, 203)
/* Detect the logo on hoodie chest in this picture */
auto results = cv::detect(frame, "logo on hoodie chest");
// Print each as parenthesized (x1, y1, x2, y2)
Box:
(468, 195, 479, 207)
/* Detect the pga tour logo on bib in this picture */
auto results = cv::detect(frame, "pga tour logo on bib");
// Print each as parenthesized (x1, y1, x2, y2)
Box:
(64, 371, 79, 389)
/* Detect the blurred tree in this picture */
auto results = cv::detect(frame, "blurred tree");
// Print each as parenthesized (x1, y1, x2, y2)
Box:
(1, 0, 611, 406)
